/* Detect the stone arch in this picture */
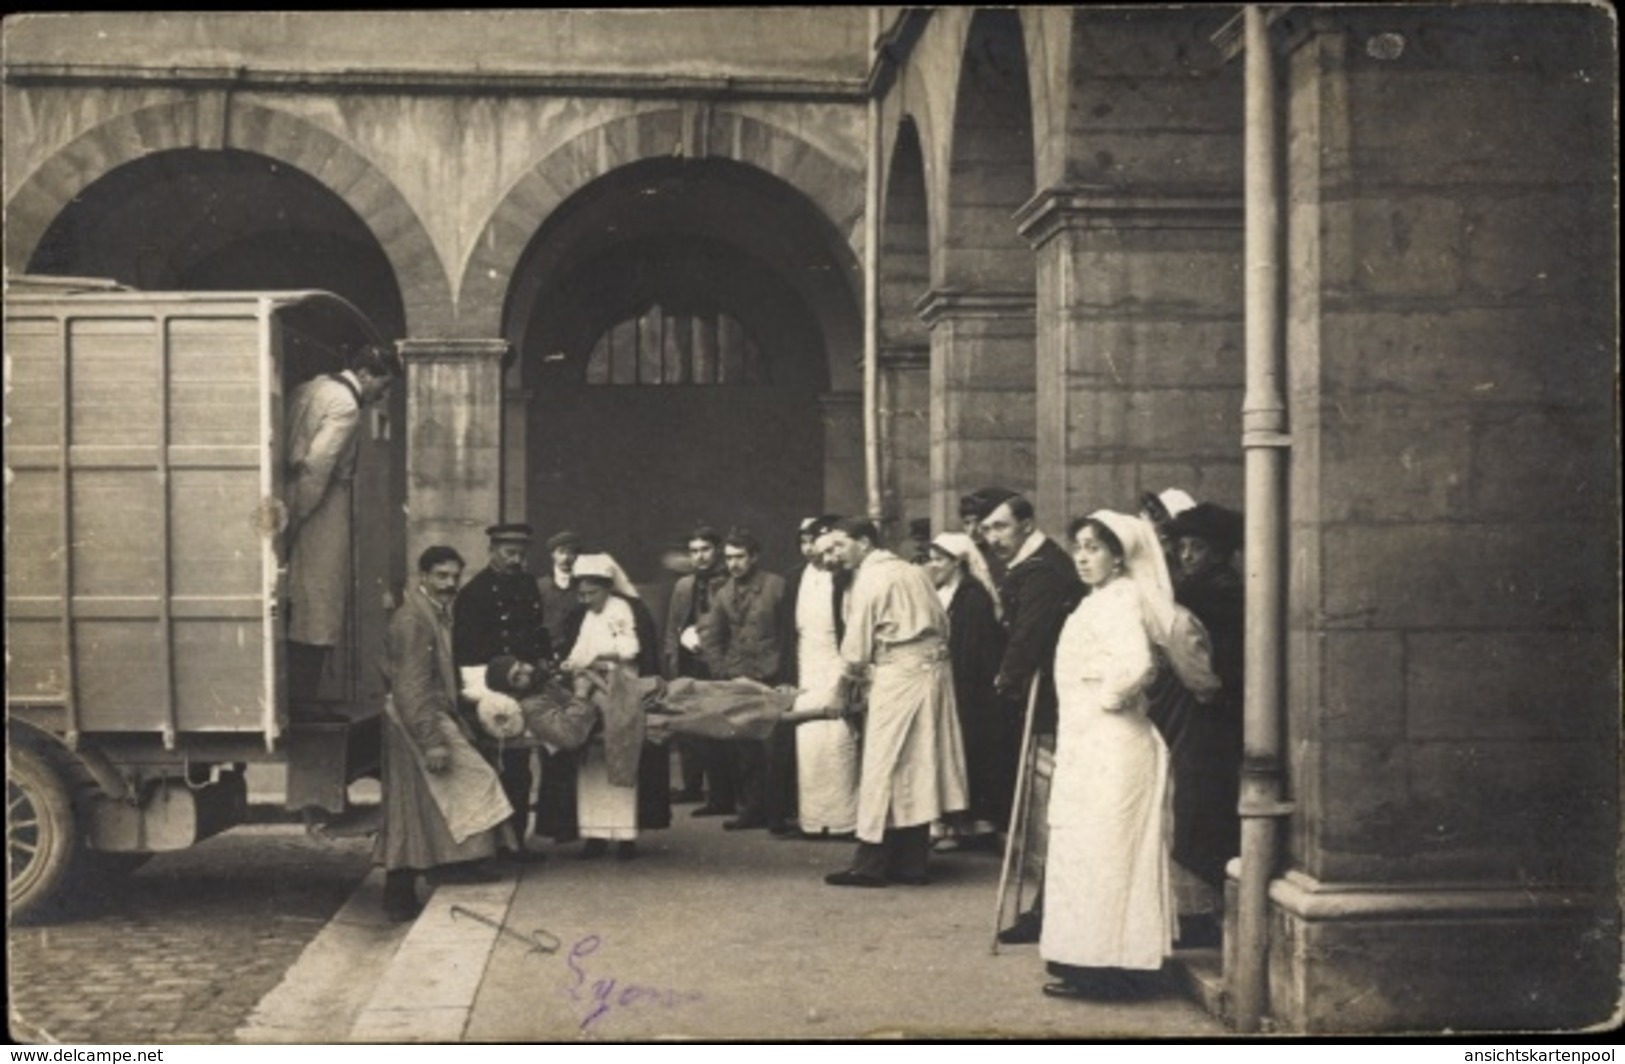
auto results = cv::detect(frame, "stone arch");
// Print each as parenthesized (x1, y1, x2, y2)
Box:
(940, 7, 1038, 290)
(457, 107, 864, 341)
(4, 99, 452, 336)
(875, 115, 934, 534)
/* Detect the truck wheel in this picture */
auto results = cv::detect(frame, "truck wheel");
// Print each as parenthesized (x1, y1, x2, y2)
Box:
(7, 745, 79, 921)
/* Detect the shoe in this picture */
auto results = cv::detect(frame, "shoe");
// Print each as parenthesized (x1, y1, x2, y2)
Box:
(615, 841, 637, 861)
(1042, 980, 1098, 1001)
(998, 910, 1042, 945)
(888, 873, 931, 886)
(290, 705, 350, 725)
(967, 833, 1006, 854)
(671, 788, 706, 804)
(823, 869, 889, 888)
(767, 821, 796, 836)
(1041, 972, 1145, 1001)
(431, 861, 504, 885)
(1177, 914, 1222, 949)
(722, 817, 767, 831)
(381, 871, 421, 922)
(382, 897, 423, 923)
(579, 839, 609, 859)
(691, 805, 734, 818)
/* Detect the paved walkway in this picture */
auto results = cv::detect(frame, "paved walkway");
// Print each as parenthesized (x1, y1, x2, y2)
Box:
(249, 805, 1231, 1043)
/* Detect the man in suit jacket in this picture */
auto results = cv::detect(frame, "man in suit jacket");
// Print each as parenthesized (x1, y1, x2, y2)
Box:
(980, 493, 1085, 942)
(662, 525, 733, 813)
(700, 526, 790, 831)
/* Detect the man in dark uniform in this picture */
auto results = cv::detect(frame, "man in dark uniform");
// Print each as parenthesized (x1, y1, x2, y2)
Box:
(980, 493, 1085, 943)
(453, 522, 551, 854)
(959, 487, 1015, 586)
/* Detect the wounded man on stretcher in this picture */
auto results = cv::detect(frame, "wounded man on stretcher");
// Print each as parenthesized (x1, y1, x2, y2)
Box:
(472, 656, 857, 747)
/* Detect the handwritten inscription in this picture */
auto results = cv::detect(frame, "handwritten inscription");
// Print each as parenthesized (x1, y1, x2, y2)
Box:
(564, 934, 703, 1032)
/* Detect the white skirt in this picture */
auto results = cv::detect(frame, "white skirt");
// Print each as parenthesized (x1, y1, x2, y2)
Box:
(576, 743, 637, 841)
(795, 719, 858, 833)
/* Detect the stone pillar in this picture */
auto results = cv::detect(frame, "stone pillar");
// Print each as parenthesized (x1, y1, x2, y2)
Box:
(502, 381, 531, 527)
(1272, 10, 1617, 1032)
(818, 390, 865, 522)
(1017, 188, 1244, 529)
(914, 290, 1036, 533)
(878, 341, 930, 539)
(399, 338, 508, 573)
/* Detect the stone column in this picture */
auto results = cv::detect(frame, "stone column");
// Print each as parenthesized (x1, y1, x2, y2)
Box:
(1271, 11, 1617, 1032)
(818, 390, 865, 521)
(398, 338, 508, 572)
(1017, 188, 1245, 529)
(502, 381, 531, 525)
(914, 290, 1036, 533)
(878, 341, 930, 539)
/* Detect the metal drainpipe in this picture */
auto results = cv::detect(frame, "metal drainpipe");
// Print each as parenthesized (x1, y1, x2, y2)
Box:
(1235, 3, 1292, 1035)
(863, 6, 883, 525)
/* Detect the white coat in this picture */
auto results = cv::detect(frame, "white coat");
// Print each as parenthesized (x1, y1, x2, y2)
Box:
(1041, 577, 1175, 971)
(284, 373, 362, 647)
(839, 550, 968, 843)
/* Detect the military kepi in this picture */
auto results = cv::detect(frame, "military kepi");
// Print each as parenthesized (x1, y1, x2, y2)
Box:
(485, 522, 534, 543)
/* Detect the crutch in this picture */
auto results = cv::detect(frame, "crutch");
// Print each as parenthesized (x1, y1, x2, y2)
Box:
(991, 671, 1042, 955)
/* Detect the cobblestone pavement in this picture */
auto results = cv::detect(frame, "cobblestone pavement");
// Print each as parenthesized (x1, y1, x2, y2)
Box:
(7, 824, 373, 1045)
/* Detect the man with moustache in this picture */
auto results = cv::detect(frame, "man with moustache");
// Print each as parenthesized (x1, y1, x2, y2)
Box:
(699, 527, 789, 831)
(980, 493, 1084, 943)
(662, 525, 734, 812)
(818, 517, 967, 887)
(376, 546, 514, 922)
(453, 523, 551, 854)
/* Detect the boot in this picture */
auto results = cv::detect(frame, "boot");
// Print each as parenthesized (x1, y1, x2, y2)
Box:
(382, 870, 422, 923)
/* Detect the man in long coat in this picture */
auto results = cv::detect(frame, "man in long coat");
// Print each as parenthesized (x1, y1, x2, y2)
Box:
(283, 343, 399, 719)
(980, 493, 1084, 941)
(819, 517, 968, 888)
(376, 546, 514, 921)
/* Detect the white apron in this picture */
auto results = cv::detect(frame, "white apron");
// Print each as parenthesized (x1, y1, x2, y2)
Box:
(792, 567, 858, 833)
(853, 641, 968, 844)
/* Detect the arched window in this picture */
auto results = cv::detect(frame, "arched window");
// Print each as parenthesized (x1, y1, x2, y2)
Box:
(583, 304, 768, 385)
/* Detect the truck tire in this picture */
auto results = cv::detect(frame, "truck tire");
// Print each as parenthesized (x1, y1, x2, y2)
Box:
(7, 744, 79, 921)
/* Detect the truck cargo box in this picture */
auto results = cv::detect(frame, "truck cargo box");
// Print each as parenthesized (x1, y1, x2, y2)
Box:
(5, 285, 402, 750)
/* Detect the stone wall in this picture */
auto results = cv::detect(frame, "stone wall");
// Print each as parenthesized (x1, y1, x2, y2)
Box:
(1026, 9, 1245, 526)
(2, 11, 870, 82)
(1278, 6, 1619, 1031)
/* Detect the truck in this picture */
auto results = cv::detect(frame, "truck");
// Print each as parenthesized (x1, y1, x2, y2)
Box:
(5, 277, 403, 920)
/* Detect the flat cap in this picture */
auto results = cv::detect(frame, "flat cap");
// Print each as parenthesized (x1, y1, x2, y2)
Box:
(485, 522, 534, 542)
(959, 486, 1018, 520)
(545, 529, 582, 551)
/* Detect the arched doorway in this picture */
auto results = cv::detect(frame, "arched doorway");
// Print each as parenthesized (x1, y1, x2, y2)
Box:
(24, 147, 409, 703)
(504, 157, 862, 586)
(921, 8, 1039, 529)
(26, 148, 406, 340)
